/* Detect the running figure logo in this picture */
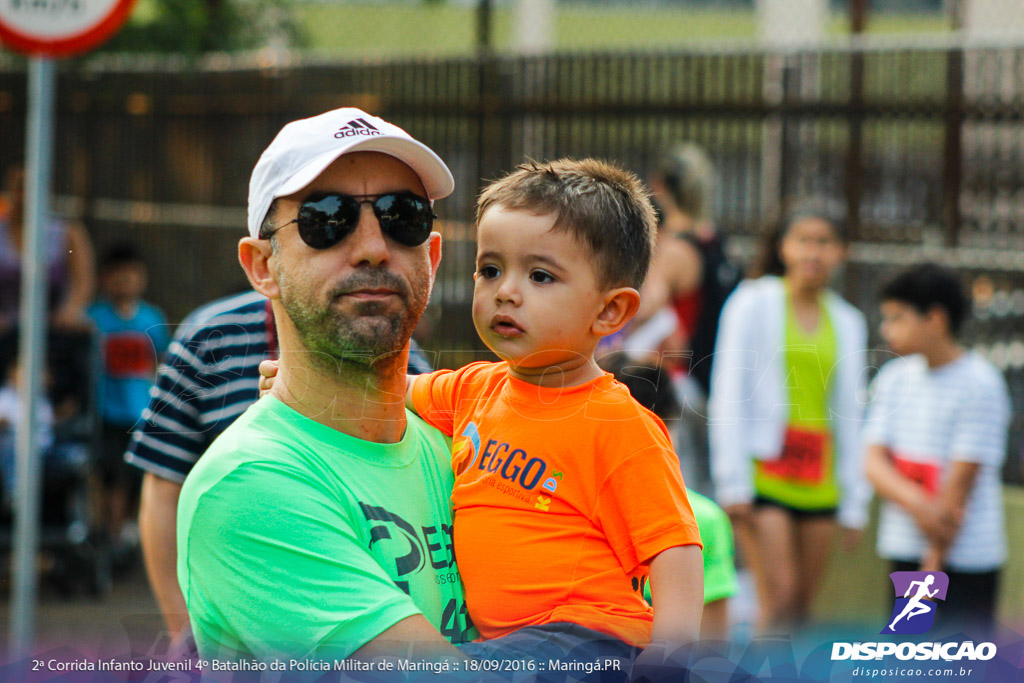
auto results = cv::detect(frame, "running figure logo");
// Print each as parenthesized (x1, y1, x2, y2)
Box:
(882, 571, 949, 635)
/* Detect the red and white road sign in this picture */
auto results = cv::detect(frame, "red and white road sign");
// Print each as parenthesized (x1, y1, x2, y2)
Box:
(0, 0, 137, 58)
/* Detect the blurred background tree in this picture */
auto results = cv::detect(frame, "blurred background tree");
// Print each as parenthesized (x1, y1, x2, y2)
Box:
(100, 0, 306, 55)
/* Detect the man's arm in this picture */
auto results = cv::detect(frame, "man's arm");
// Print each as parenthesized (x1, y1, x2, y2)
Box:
(864, 444, 957, 546)
(139, 473, 189, 638)
(648, 545, 704, 645)
(52, 220, 96, 328)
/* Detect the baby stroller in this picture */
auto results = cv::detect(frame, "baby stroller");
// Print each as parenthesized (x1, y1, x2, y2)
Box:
(0, 327, 112, 597)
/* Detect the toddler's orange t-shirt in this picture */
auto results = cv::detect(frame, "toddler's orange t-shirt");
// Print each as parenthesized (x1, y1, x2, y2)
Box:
(411, 361, 701, 647)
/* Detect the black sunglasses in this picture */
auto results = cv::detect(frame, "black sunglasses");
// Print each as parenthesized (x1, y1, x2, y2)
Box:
(268, 192, 436, 249)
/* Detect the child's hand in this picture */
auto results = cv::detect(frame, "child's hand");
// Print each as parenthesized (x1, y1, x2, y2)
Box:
(910, 499, 957, 546)
(258, 359, 280, 396)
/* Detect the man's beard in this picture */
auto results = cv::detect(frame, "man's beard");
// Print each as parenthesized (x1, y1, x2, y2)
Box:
(277, 264, 427, 377)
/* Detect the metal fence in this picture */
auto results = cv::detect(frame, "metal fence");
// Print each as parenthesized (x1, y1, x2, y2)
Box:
(2, 40, 1024, 472)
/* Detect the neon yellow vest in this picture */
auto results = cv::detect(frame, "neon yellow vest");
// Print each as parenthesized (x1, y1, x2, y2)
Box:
(753, 292, 839, 510)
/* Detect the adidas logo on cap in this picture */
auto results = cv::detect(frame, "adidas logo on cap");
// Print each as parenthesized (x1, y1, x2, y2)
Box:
(334, 118, 383, 138)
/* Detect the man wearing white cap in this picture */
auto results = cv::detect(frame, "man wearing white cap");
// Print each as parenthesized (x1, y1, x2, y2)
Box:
(176, 109, 470, 661)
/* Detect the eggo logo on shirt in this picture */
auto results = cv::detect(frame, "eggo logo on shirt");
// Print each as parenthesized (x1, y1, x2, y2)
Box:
(476, 439, 549, 491)
(458, 424, 567, 511)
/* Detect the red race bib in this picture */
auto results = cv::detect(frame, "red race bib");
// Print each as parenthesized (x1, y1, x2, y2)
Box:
(891, 454, 942, 496)
(104, 332, 156, 378)
(761, 427, 827, 484)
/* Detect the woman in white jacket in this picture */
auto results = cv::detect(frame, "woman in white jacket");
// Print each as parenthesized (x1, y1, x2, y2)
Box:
(708, 200, 870, 631)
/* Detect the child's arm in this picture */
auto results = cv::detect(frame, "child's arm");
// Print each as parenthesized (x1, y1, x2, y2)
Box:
(864, 444, 957, 547)
(405, 374, 418, 413)
(647, 545, 704, 645)
(920, 461, 980, 571)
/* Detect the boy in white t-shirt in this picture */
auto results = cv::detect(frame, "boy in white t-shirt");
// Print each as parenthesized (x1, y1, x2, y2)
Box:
(864, 263, 1010, 632)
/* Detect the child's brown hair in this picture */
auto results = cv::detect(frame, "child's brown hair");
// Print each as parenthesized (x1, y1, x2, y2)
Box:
(477, 158, 657, 290)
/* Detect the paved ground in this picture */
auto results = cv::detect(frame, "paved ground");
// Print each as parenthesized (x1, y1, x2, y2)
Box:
(0, 559, 165, 659)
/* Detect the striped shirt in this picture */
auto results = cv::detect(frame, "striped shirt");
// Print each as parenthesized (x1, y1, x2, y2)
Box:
(863, 352, 1010, 571)
(125, 290, 433, 483)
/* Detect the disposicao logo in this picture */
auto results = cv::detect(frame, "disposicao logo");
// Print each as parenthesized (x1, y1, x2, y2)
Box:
(883, 571, 948, 635)
(831, 571, 997, 663)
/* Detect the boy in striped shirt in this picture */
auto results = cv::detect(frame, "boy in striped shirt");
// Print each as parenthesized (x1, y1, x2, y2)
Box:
(864, 263, 1010, 633)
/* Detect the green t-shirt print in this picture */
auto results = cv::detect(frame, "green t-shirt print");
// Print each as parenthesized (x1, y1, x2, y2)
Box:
(177, 396, 474, 661)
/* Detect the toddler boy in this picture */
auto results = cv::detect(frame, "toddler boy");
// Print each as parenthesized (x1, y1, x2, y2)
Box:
(409, 159, 703, 656)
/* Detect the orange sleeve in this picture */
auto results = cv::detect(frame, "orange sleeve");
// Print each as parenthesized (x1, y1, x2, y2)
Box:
(593, 431, 702, 574)
(410, 362, 500, 438)
(411, 369, 460, 437)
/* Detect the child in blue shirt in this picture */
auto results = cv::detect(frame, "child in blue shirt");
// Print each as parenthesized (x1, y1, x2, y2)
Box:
(87, 242, 169, 553)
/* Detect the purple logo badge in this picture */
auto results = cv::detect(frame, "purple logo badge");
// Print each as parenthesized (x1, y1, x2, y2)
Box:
(882, 571, 949, 635)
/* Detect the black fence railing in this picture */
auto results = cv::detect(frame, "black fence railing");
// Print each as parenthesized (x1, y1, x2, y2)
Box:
(1, 43, 1023, 476)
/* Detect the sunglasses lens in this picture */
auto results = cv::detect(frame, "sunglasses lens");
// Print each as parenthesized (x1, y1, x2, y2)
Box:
(297, 195, 359, 249)
(375, 194, 433, 247)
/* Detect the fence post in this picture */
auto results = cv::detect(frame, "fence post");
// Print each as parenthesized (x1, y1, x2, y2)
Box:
(942, 45, 964, 248)
(477, 0, 493, 55)
(845, 0, 867, 240)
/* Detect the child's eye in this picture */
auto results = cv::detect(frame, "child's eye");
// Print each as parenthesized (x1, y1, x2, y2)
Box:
(529, 270, 555, 284)
(477, 265, 501, 279)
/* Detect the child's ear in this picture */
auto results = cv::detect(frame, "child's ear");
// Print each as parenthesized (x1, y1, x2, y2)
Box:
(593, 287, 641, 337)
(925, 305, 951, 335)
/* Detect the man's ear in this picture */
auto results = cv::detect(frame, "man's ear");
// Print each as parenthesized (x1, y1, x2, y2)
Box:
(428, 231, 442, 281)
(238, 237, 280, 299)
(593, 287, 641, 337)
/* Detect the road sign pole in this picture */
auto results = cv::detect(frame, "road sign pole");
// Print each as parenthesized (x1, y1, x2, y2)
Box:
(9, 55, 56, 660)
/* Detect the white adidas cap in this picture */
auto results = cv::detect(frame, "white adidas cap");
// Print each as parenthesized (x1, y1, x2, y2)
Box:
(247, 107, 455, 239)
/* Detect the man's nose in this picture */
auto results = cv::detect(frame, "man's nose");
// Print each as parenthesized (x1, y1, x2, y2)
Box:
(347, 204, 390, 266)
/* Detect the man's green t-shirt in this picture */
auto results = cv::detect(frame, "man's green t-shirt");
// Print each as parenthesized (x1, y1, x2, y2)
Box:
(177, 396, 473, 660)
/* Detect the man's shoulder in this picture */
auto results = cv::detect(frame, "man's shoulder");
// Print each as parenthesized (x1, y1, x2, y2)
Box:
(180, 399, 316, 502)
(190, 400, 451, 479)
